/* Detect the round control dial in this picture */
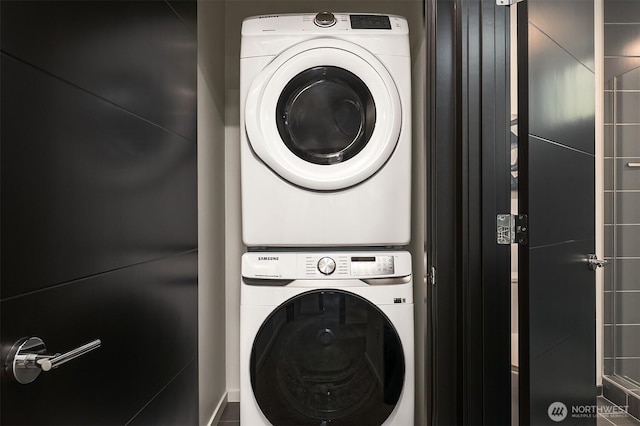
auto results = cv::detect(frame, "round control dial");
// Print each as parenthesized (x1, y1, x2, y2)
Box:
(317, 257, 336, 275)
(314, 11, 336, 27)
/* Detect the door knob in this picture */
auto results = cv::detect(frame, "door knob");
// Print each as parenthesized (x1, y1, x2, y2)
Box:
(587, 254, 609, 271)
(5, 337, 101, 384)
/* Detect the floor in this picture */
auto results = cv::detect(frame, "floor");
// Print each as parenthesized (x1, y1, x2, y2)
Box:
(220, 393, 640, 425)
(511, 368, 640, 426)
(219, 402, 239, 426)
(597, 397, 640, 426)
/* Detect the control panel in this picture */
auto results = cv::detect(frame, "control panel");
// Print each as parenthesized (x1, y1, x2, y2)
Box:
(242, 251, 411, 280)
(241, 13, 409, 36)
(311, 12, 392, 30)
(304, 254, 395, 278)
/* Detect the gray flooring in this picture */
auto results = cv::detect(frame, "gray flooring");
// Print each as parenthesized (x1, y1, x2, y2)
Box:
(219, 402, 239, 425)
(220, 385, 640, 425)
(597, 397, 640, 426)
(511, 368, 640, 426)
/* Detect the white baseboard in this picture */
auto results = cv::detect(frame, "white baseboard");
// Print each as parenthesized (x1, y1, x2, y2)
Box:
(206, 392, 228, 426)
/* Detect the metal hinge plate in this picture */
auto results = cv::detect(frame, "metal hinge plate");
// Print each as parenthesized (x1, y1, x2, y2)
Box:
(429, 266, 436, 286)
(496, 0, 523, 5)
(497, 214, 528, 245)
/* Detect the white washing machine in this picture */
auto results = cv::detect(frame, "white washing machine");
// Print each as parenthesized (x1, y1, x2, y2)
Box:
(240, 13, 412, 247)
(240, 251, 414, 425)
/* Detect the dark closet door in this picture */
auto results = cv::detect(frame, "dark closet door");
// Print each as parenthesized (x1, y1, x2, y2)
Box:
(518, 1, 597, 424)
(0, 2, 198, 424)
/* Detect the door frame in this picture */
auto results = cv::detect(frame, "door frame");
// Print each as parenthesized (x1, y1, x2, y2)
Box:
(517, 2, 531, 422)
(426, 0, 512, 424)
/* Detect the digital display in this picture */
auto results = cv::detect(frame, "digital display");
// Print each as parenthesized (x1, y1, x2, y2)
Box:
(349, 15, 392, 30)
(350, 255, 394, 276)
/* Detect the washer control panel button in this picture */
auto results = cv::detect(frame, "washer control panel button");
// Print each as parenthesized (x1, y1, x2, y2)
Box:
(350, 255, 394, 276)
(317, 257, 337, 275)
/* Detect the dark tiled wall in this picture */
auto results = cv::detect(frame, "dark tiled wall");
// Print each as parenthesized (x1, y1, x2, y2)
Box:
(0, 1, 198, 424)
(604, 0, 640, 81)
(603, 0, 640, 387)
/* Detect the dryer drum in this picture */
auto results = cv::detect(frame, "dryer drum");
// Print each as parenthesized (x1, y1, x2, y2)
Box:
(276, 66, 376, 165)
(250, 290, 405, 426)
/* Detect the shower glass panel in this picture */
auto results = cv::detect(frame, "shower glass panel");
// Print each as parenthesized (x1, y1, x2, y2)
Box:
(604, 65, 640, 387)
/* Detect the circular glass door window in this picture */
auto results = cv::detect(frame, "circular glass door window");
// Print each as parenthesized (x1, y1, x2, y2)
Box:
(276, 67, 376, 165)
(250, 290, 405, 425)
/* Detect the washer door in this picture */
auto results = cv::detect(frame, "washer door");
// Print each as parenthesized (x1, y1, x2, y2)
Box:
(245, 39, 402, 191)
(250, 290, 405, 425)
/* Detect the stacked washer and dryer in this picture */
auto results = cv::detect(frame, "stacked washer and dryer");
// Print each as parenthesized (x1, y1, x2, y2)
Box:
(239, 12, 414, 425)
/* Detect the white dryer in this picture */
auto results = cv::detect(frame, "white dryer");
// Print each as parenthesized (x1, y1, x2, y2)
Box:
(240, 251, 414, 425)
(240, 13, 412, 247)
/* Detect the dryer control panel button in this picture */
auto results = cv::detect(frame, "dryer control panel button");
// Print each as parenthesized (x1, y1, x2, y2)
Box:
(314, 12, 337, 27)
(317, 257, 337, 275)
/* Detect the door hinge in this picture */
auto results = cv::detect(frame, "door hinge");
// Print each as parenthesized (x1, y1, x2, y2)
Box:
(497, 214, 528, 245)
(428, 266, 436, 286)
(496, 0, 523, 5)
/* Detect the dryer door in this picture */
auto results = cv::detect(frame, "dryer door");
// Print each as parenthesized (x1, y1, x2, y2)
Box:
(244, 39, 402, 191)
(250, 290, 405, 425)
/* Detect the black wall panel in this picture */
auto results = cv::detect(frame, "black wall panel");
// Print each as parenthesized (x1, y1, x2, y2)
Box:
(1, 253, 197, 425)
(1, 1, 197, 141)
(528, 136, 595, 247)
(528, 25, 595, 155)
(1, 53, 197, 298)
(528, 0, 595, 72)
(529, 240, 595, 360)
(1, 55, 197, 297)
(520, 0, 596, 424)
(529, 240, 595, 426)
(0, 1, 198, 424)
(128, 361, 199, 426)
(168, 0, 198, 36)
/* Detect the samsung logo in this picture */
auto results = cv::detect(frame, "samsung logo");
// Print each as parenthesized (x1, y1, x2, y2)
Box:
(258, 256, 279, 261)
(259, 15, 279, 19)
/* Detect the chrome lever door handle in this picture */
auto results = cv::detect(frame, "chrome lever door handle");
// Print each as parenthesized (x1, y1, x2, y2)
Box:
(6, 337, 101, 384)
(37, 340, 101, 371)
(587, 254, 609, 271)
